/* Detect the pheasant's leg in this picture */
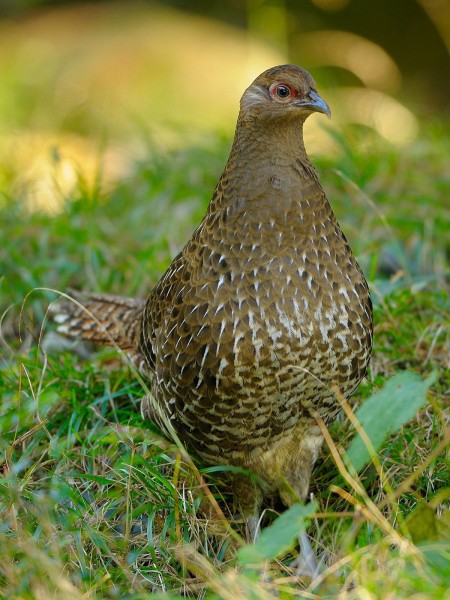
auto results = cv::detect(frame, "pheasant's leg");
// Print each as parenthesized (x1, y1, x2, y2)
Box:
(276, 426, 324, 577)
(246, 514, 261, 542)
(277, 425, 324, 506)
(227, 472, 264, 542)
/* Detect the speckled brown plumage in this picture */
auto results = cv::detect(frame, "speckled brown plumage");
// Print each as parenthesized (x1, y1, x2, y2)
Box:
(56, 64, 373, 532)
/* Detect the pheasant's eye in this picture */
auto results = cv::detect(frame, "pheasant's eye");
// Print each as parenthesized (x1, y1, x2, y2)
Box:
(276, 84, 291, 98)
(269, 82, 294, 101)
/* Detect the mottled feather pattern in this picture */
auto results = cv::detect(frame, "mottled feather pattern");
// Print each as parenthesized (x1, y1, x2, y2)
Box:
(55, 292, 145, 354)
(57, 65, 373, 524)
(141, 150, 372, 465)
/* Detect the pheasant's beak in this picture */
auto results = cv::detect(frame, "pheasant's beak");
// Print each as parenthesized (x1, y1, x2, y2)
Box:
(295, 90, 331, 119)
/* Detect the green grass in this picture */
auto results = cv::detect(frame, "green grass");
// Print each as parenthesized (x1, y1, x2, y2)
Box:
(0, 121, 449, 599)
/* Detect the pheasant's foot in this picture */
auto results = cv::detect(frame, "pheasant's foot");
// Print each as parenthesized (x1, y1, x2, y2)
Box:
(291, 531, 322, 579)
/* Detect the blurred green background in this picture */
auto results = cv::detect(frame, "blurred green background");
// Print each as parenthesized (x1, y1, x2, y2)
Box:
(0, 0, 448, 213)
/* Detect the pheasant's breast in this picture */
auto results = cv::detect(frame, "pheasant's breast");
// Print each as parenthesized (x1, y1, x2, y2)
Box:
(147, 179, 372, 462)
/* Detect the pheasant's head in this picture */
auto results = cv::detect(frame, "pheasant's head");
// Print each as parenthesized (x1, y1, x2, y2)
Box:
(241, 64, 331, 124)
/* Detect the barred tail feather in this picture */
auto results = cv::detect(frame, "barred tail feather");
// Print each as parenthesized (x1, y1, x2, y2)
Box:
(53, 291, 145, 352)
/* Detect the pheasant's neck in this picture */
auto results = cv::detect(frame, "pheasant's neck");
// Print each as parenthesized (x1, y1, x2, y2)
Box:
(228, 117, 312, 171)
(209, 116, 326, 225)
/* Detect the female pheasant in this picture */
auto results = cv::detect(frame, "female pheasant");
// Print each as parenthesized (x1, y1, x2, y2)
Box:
(56, 65, 373, 536)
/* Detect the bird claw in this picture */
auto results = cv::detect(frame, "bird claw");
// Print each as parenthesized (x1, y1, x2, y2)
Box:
(291, 531, 322, 579)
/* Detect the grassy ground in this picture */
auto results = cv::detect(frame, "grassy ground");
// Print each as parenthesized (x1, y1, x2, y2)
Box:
(0, 121, 449, 599)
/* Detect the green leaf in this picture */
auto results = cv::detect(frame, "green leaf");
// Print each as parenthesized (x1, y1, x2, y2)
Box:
(346, 371, 437, 472)
(72, 473, 118, 486)
(237, 501, 317, 566)
(406, 503, 450, 544)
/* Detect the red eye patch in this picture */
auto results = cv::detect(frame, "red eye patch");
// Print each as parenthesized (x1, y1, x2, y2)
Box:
(269, 82, 303, 100)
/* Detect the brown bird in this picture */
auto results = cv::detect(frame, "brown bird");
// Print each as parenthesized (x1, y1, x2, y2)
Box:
(55, 64, 373, 538)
